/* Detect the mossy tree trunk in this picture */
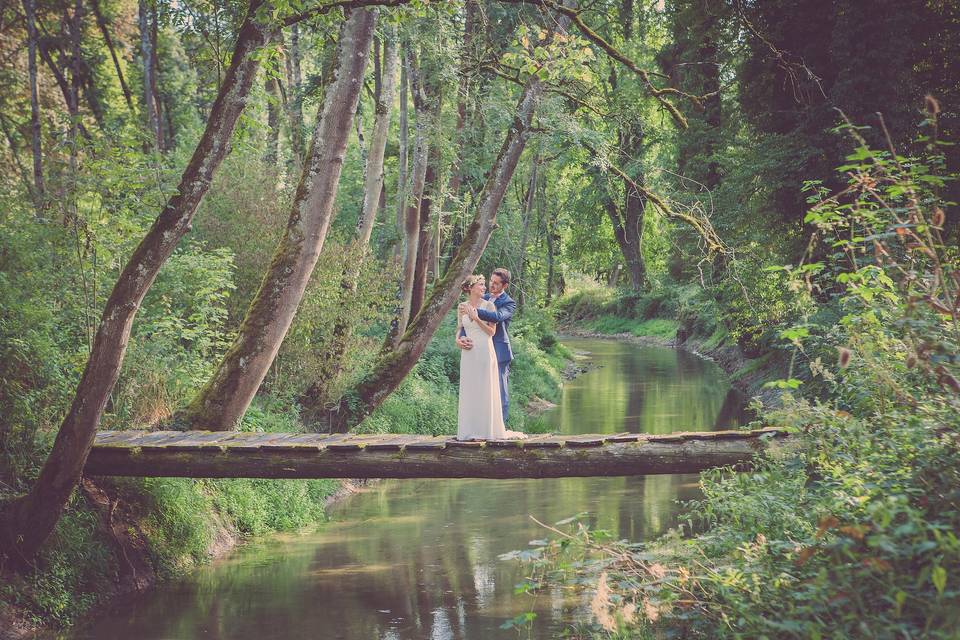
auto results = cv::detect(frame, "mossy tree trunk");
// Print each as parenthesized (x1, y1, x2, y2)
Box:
(179, 8, 378, 432)
(300, 28, 400, 426)
(0, 0, 273, 568)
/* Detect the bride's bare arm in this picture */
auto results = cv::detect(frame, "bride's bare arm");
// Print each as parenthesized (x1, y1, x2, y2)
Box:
(473, 302, 496, 337)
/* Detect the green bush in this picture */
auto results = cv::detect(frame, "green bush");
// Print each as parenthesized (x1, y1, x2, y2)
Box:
(516, 121, 960, 638)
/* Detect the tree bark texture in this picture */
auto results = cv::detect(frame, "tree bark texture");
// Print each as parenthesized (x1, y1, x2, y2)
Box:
(180, 9, 378, 432)
(332, 70, 550, 432)
(0, 0, 274, 567)
(83, 428, 790, 478)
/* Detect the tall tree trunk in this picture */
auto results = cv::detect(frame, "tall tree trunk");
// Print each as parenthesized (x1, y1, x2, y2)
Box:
(603, 186, 646, 292)
(357, 28, 399, 244)
(602, 118, 646, 291)
(0, 0, 273, 567)
(284, 23, 305, 168)
(264, 75, 280, 165)
(545, 191, 558, 304)
(22, 0, 44, 207)
(395, 53, 409, 233)
(299, 27, 400, 426)
(161, 88, 177, 149)
(67, 0, 83, 223)
(389, 48, 429, 346)
(698, 29, 721, 190)
(179, 9, 378, 432)
(410, 157, 437, 318)
(139, 0, 161, 149)
(516, 150, 539, 308)
(91, 0, 134, 111)
(331, 70, 549, 432)
(409, 45, 445, 322)
(150, 2, 166, 149)
(621, 166, 646, 289)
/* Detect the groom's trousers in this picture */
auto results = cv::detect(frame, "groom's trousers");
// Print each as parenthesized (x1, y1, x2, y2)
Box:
(498, 361, 510, 423)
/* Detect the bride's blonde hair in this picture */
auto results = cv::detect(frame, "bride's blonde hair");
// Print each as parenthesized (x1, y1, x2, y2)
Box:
(460, 274, 484, 293)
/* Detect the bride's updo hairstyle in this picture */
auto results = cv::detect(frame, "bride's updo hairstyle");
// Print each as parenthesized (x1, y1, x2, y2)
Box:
(461, 274, 484, 293)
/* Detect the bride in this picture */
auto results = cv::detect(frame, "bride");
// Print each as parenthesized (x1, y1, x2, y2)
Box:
(456, 275, 526, 440)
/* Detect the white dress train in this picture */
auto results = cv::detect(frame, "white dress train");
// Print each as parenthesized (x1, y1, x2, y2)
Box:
(457, 300, 526, 440)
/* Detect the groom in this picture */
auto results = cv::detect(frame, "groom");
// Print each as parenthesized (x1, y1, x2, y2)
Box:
(456, 268, 516, 423)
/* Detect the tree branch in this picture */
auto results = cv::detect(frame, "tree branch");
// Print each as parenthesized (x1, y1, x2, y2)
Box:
(284, 0, 410, 26)
(499, 0, 693, 128)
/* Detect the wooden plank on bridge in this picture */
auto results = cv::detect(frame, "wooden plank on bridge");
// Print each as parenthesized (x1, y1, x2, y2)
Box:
(405, 436, 449, 451)
(362, 435, 426, 451)
(520, 435, 565, 448)
(564, 435, 607, 447)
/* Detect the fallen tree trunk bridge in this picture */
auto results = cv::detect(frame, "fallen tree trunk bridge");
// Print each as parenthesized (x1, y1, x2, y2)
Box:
(85, 428, 789, 479)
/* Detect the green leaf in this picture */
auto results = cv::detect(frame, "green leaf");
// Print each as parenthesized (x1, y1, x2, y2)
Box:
(932, 565, 946, 595)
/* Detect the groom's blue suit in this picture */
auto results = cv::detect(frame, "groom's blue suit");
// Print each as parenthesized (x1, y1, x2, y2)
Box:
(475, 291, 516, 423)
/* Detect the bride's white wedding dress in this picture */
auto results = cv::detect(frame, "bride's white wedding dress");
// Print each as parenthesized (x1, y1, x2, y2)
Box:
(457, 300, 526, 440)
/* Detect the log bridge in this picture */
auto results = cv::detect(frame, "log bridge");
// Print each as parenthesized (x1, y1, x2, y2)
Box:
(85, 428, 789, 479)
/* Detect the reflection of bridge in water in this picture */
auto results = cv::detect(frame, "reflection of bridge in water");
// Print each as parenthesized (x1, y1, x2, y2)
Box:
(86, 428, 788, 479)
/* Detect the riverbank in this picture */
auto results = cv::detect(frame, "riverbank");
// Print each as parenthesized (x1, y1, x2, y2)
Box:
(1, 314, 569, 639)
(554, 282, 789, 408)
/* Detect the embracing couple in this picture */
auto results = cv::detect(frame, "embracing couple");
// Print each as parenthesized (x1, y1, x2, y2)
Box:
(455, 267, 526, 441)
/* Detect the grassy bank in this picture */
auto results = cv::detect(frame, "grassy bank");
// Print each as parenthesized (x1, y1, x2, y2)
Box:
(0, 311, 569, 634)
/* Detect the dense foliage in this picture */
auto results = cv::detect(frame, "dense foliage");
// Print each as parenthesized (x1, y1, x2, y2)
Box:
(0, 0, 957, 633)
(513, 124, 960, 638)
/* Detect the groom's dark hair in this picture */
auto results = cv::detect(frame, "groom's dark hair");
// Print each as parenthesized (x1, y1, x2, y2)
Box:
(492, 267, 511, 286)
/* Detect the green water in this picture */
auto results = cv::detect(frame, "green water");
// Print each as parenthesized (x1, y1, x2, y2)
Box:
(66, 338, 747, 639)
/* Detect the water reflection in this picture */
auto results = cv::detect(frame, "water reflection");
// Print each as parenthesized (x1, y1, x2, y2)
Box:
(65, 339, 747, 640)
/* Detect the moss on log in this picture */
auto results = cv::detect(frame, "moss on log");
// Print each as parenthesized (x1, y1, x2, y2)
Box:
(84, 428, 790, 479)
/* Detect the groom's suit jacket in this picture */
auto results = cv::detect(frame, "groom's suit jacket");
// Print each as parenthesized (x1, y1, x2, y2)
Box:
(476, 292, 516, 364)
